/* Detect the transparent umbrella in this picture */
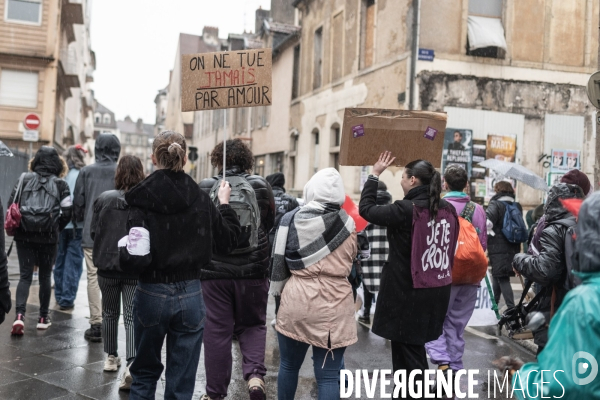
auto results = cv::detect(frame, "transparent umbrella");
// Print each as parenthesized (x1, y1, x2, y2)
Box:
(0, 140, 13, 157)
(479, 158, 549, 192)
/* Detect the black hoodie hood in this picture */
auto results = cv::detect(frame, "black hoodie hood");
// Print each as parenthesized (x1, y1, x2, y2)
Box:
(125, 169, 200, 215)
(376, 189, 392, 205)
(266, 172, 285, 190)
(575, 191, 600, 273)
(30, 146, 66, 177)
(95, 133, 121, 163)
(544, 183, 584, 222)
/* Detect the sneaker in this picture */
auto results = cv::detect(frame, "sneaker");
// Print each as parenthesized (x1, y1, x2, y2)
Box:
(270, 318, 276, 327)
(37, 316, 52, 330)
(357, 315, 371, 325)
(104, 354, 121, 372)
(200, 395, 214, 400)
(248, 377, 266, 400)
(84, 324, 102, 342)
(119, 366, 133, 390)
(32, 271, 38, 282)
(11, 314, 25, 336)
(59, 304, 74, 311)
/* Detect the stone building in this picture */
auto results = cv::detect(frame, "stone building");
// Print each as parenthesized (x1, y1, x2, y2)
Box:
(117, 116, 154, 173)
(287, 0, 598, 205)
(0, 0, 95, 154)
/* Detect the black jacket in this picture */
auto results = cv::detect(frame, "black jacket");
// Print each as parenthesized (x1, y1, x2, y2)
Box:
(91, 190, 138, 280)
(486, 192, 522, 277)
(359, 178, 458, 345)
(268, 186, 299, 246)
(73, 134, 121, 248)
(9, 147, 72, 245)
(513, 184, 584, 319)
(120, 169, 241, 284)
(199, 166, 275, 280)
(0, 198, 11, 325)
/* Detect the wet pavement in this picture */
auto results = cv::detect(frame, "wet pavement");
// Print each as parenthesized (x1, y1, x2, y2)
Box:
(2, 243, 535, 399)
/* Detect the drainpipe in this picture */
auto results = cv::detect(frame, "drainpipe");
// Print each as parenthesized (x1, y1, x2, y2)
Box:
(408, 0, 421, 110)
(596, 5, 600, 190)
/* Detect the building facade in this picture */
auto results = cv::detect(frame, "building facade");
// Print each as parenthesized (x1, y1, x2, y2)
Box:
(117, 116, 154, 173)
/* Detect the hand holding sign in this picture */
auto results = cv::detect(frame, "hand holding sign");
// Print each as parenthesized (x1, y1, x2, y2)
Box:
(372, 151, 397, 177)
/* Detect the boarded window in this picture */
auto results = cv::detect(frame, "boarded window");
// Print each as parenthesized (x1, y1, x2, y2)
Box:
(331, 12, 344, 81)
(292, 45, 300, 99)
(0, 69, 38, 108)
(313, 28, 323, 89)
(361, 0, 376, 69)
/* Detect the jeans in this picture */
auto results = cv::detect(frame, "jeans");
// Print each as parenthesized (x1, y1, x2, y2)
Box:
(54, 229, 84, 307)
(492, 276, 515, 309)
(129, 280, 205, 400)
(277, 332, 346, 400)
(98, 276, 137, 361)
(15, 242, 57, 318)
(202, 278, 269, 399)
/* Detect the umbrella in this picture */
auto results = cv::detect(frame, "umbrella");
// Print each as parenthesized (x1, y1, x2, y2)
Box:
(0, 140, 13, 157)
(478, 158, 549, 192)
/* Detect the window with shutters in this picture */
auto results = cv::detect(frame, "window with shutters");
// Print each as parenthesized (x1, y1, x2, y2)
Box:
(0, 69, 38, 108)
(360, 0, 376, 70)
(292, 45, 301, 99)
(330, 124, 341, 170)
(331, 12, 344, 81)
(5, 0, 42, 25)
(313, 28, 323, 90)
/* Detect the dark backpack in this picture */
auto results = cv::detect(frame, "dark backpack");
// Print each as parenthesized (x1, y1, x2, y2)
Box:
(19, 173, 61, 233)
(501, 201, 528, 243)
(549, 218, 580, 290)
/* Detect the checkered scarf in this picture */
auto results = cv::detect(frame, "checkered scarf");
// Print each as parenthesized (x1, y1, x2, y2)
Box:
(269, 205, 355, 296)
(361, 223, 388, 293)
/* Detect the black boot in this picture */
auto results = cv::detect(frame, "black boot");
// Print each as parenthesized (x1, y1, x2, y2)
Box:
(85, 324, 102, 342)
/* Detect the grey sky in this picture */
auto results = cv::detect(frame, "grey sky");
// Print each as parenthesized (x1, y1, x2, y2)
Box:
(90, 0, 271, 125)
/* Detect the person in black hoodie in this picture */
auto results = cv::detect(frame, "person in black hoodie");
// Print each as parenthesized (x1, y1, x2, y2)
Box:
(119, 131, 240, 400)
(198, 138, 275, 400)
(265, 172, 298, 323)
(0, 197, 12, 325)
(73, 133, 121, 342)
(8, 147, 72, 334)
(512, 183, 585, 353)
(91, 155, 145, 390)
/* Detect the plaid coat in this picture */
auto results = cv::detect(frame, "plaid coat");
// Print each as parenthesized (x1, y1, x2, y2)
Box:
(361, 223, 388, 293)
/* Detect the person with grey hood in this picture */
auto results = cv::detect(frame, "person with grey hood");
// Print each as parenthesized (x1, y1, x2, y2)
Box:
(512, 183, 585, 353)
(73, 133, 121, 342)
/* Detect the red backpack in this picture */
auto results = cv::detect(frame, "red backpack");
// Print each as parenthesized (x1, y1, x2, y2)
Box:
(452, 202, 488, 285)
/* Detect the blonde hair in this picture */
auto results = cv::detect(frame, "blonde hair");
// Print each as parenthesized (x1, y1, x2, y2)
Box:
(152, 131, 186, 172)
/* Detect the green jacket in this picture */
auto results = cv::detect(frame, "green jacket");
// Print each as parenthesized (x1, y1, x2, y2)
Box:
(512, 273, 600, 399)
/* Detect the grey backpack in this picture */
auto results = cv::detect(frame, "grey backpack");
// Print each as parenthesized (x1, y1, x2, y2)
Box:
(19, 173, 61, 233)
(209, 175, 261, 254)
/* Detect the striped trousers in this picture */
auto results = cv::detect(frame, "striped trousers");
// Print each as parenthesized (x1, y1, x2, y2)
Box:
(98, 276, 137, 361)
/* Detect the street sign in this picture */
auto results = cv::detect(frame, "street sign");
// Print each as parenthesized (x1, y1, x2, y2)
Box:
(23, 130, 39, 142)
(24, 113, 41, 130)
(418, 48, 435, 61)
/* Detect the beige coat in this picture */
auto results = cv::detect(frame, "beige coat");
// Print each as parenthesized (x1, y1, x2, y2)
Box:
(276, 231, 358, 350)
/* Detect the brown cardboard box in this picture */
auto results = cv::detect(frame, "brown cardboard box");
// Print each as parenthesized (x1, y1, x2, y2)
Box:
(339, 108, 447, 167)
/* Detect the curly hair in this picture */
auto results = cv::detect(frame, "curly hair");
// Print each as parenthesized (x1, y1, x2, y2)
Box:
(210, 139, 254, 172)
(115, 155, 145, 191)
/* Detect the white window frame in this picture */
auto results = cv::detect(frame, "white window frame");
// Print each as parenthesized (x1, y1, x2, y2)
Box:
(4, 0, 43, 26)
(103, 114, 111, 124)
(0, 68, 39, 108)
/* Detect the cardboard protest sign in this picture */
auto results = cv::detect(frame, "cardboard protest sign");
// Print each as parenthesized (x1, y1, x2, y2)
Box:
(181, 48, 272, 111)
(442, 128, 472, 177)
(339, 108, 447, 167)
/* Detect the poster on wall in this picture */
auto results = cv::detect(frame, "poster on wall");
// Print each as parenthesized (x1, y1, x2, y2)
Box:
(486, 134, 517, 162)
(550, 149, 581, 173)
(442, 128, 473, 176)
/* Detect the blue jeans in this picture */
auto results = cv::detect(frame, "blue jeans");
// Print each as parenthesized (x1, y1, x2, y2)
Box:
(129, 280, 205, 400)
(277, 332, 346, 400)
(54, 228, 84, 307)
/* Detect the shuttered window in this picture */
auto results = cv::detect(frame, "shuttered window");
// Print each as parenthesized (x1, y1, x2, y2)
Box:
(331, 12, 344, 81)
(0, 69, 39, 108)
(6, 0, 42, 24)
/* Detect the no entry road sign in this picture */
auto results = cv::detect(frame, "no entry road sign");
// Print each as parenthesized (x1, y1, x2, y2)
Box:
(24, 113, 40, 130)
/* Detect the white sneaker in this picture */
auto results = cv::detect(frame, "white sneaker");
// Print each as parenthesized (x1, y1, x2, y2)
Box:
(119, 366, 132, 390)
(270, 318, 276, 327)
(104, 355, 121, 372)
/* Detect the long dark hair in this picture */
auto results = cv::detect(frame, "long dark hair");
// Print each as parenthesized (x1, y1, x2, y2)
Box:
(405, 159, 441, 220)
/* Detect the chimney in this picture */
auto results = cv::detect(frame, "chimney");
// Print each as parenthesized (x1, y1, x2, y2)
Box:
(136, 118, 143, 131)
(255, 7, 270, 34)
(202, 26, 220, 46)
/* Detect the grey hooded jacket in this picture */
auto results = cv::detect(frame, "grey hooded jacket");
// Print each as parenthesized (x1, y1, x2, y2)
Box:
(73, 134, 121, 248)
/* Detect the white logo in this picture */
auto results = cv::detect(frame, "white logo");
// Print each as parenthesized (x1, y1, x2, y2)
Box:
(572, 351, 598, 385)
